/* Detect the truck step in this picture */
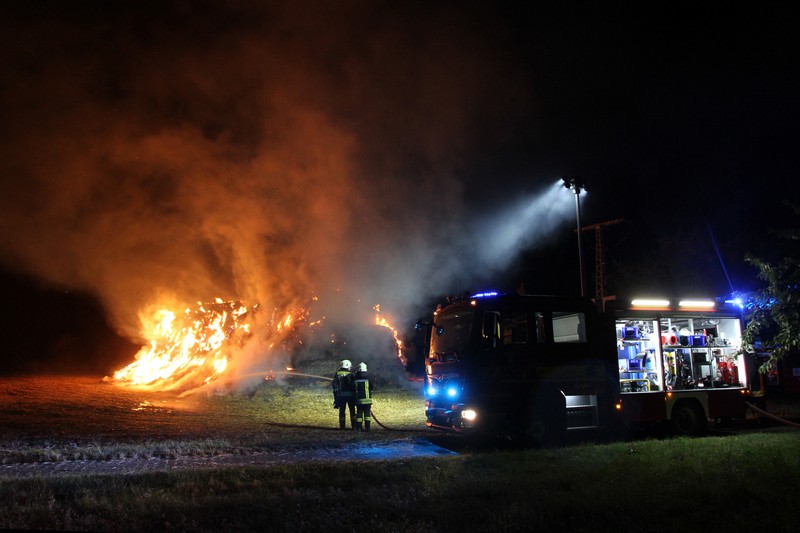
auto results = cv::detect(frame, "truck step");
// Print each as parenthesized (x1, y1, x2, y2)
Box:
(566, 404, 599, 429)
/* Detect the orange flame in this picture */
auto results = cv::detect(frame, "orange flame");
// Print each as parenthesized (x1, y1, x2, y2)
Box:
(374, 304, 405, 364)
(113, 298, 254, 388)
(114, 294, 405, 390)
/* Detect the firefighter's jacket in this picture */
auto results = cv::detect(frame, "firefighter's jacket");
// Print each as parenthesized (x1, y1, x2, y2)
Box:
(332, 369, 355, 400)
(354, 371, 374, 405)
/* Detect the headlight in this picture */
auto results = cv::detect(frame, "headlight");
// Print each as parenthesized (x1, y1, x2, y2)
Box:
(461, 409, 477, 421)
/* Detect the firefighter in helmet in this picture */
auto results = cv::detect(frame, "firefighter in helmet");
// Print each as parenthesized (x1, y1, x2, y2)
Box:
(332, 359, 356, 429)
(354, 362, 374, 432)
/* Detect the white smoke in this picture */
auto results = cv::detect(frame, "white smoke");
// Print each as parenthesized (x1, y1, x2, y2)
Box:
(0, 3, 567, 377)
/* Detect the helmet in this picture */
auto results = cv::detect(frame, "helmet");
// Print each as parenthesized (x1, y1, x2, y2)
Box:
(358, 362, 367, 372)
(340, 359, 352, 370)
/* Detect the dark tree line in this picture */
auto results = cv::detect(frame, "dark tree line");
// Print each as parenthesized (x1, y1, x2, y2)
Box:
(742, 203, 800, 371)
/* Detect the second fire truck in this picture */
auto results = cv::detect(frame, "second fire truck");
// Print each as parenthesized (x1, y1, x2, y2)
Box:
(422, 292, 750, 441)
(609, 297, 750, 436)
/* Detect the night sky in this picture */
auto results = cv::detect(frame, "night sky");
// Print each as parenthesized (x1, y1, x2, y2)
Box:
(1, 2, 797, 373)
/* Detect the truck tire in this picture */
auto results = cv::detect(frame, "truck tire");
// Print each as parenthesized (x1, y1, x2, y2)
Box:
(671, 401, 708, 437)
(522, 390, 567, 447)
(522, 408, 548, 446)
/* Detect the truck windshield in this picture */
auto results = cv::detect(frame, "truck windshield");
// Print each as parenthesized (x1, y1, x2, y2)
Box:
(431, 310, 474, 356)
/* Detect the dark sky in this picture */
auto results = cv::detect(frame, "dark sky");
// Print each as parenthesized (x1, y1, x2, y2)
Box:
(1, 1, 797, 372)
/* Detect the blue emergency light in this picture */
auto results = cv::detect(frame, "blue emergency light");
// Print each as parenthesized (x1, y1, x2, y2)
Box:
(471, 291, 499, 298)
(427, 383, 460, 399)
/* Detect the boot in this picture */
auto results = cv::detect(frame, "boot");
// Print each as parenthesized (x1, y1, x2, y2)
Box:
(356, 422, 362, 432)
(364, 421, 370, 432)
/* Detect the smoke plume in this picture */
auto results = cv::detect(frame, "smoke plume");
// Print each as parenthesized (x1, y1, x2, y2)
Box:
(0, 2, 560, 372)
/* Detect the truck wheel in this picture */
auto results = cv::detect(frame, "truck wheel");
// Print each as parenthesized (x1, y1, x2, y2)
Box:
(671, 401, 708, 436)
(523, 393, 566, 447)
(523, 415, 547, 444)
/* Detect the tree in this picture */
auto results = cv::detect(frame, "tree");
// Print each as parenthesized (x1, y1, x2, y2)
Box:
(741, 204, 800, 372)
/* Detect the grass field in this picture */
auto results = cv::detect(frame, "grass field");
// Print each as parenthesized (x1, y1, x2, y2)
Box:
(1, 432, 799, 532)
(0, 364, 428, 463)
(1, 366, 799, 532)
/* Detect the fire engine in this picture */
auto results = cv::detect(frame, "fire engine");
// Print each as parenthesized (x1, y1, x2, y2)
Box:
(421, 292, 750, 442)
(422, 292, 620, 444)
(608, 297, 749, 436)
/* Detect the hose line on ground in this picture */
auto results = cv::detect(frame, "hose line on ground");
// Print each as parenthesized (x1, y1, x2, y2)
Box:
(745, 402, 800, 429)
(270, 371, 397, 431)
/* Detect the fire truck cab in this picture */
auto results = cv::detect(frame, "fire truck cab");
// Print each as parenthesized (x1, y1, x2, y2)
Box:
(609, 297, 749, 435)
(423, 292, 619, 443)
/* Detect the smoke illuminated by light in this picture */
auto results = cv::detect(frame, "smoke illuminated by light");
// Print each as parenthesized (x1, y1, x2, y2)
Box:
(473, 180, 578, 270)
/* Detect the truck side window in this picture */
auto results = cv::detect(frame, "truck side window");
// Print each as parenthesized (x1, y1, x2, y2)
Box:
(501, 312, 528, 345)
(552, 311, 587, 343)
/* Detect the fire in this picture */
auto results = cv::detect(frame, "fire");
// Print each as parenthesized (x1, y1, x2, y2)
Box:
(374, 304, 405, 364)
(278, 313, 293, 331)
(113, 293, 406, 391)
(113, 298, 254, 389)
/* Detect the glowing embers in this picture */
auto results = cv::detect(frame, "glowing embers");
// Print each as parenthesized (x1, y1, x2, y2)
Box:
(114, 298, 256, 388)
(131, 400, 173, 413)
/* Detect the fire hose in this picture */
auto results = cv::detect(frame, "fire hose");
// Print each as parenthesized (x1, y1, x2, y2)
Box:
(270, 371, 395, 431)
(745, 402, 800, 429)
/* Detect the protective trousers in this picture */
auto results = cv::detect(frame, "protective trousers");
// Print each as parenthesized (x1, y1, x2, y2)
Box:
(339, 399, 356, 429)
(356, 404, 371, 432)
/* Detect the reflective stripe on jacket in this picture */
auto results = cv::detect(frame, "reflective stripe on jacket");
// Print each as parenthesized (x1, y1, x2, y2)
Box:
(355, 371, 373, 405)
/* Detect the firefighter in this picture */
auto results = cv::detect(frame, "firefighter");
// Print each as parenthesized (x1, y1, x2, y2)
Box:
(354, 362, 374, 432)
(332, 359, 356, 430)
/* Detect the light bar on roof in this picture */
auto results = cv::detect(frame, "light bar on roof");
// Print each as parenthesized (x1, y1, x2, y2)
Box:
(631, 298, 670, 308)
(471, 292, 498, 298)
(679, 299, 715, 309)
